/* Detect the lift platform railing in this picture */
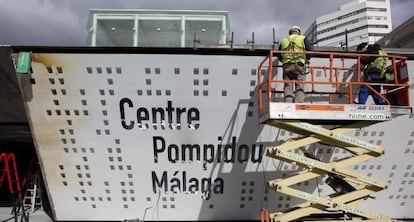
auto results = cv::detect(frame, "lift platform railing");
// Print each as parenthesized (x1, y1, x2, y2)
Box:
(258, 50, 410, 116)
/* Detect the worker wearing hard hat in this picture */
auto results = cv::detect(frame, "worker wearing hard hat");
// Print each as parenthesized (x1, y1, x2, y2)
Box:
(277, 26, 313, 103)
(358, 43, 387, 105)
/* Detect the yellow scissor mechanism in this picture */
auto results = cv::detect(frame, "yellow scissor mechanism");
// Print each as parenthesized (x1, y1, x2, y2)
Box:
(257, 50, 411, 222)
(264, 119, 391, 221)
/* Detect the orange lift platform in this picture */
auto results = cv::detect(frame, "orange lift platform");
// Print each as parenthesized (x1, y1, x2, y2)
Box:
(257, 50, 411, 222)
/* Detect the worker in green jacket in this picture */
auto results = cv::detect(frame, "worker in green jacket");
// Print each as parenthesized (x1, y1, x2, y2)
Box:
(277, 26, 313, 103)
(358, 43, 387, 105)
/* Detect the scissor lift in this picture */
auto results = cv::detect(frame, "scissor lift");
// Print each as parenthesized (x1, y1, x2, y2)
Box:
(258, 50, 411, 222)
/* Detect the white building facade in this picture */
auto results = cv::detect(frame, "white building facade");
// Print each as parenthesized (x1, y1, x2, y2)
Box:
(305, 0, 392, 47)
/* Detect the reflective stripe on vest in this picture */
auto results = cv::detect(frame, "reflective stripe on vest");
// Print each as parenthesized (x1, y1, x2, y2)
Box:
(280, 34, 306, 64)
(367, 50, 387, 74)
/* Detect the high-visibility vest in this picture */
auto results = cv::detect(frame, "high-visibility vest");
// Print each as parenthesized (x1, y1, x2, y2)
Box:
(366, 49, 387, 74)
(280, 34, 306, 64)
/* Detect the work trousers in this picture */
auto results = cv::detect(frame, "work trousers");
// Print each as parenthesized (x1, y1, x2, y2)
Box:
(283, 63, 306, 103)
(358, 73, 385, 105)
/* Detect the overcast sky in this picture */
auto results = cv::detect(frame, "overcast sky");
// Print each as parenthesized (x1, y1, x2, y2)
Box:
(0, 0, 413, 46)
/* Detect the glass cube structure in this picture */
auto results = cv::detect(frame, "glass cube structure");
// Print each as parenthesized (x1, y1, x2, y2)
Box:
(87, 9, 231, 47)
